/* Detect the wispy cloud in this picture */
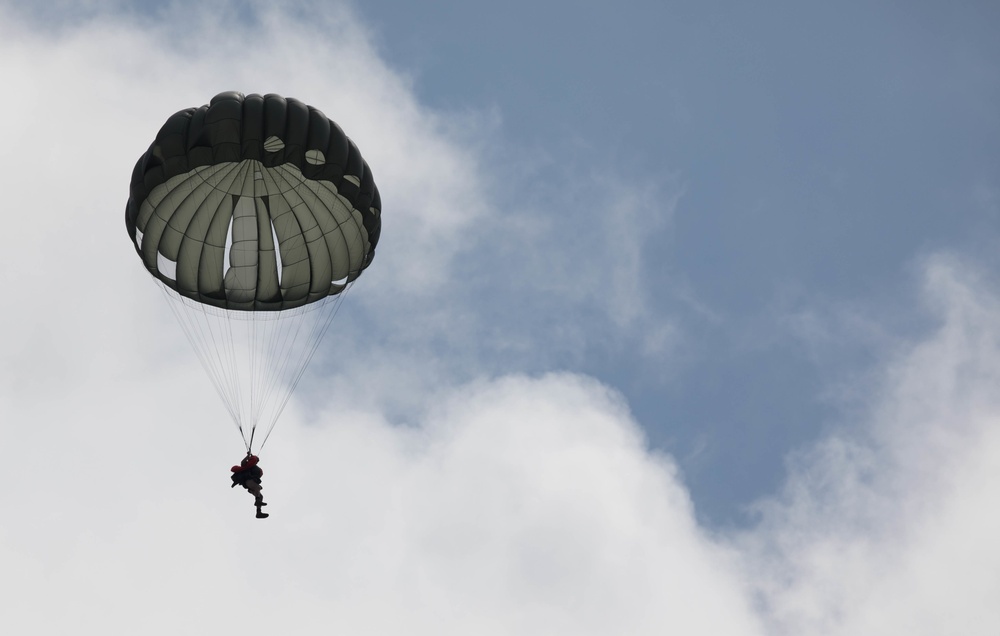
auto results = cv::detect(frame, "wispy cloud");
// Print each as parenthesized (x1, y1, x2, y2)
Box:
(738, 254, 1000, 635)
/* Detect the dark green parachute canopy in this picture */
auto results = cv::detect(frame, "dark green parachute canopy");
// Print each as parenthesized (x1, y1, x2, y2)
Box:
(126, 91, 382, 311)
(126, 92, 382, 451)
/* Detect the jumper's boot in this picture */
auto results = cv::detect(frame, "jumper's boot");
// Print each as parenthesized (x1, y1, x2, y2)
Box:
(256, 504, 269, 519)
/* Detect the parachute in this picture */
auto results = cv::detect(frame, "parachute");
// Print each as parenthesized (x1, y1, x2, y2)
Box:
(126, 91, 382, 452)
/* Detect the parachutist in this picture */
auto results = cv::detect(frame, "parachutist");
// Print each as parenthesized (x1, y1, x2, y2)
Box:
(231, 454, 269, 518)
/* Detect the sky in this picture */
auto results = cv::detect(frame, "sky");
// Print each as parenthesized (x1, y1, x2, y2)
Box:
(0, 0, 998, 633)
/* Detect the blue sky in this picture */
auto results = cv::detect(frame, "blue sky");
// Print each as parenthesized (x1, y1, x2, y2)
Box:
(349, 0, 1000, 523)
(0, 1, 998, 633)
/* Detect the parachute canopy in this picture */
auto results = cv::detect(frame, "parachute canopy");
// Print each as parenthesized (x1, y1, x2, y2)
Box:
(126, 92, 381, 451)
(126, 91, 381, 311)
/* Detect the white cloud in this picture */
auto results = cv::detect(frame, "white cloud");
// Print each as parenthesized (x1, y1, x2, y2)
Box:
(738, 255, 1000, 635)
